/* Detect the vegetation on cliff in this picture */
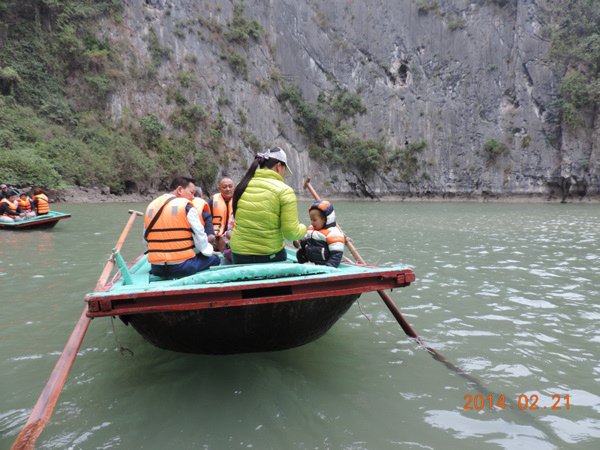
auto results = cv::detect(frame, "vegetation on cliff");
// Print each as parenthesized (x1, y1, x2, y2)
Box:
(0, 0, 217, 193)
(548, 0, 600, 128)
(275, 79, 428, 183)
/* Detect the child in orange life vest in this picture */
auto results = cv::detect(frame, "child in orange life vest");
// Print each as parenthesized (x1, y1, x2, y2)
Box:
(296, 200, 344, 268)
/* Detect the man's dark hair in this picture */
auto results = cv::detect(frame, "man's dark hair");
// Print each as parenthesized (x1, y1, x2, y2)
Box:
(170, 176, 195, 191)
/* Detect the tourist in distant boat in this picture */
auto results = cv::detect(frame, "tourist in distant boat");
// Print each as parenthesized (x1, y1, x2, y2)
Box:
(144, 176, 220, 278)
(295, 200, 344, 268)
(0, 190, 24, 223)
(18, 192, 36, 218)
(31, 187, 50, 215)
(0, 183, 9, 200)
(209, 177, 235, 254)
(192, 186, 216, 245)
(230, 147, 307, 264)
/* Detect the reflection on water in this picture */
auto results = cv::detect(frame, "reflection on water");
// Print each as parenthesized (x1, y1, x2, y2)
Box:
(424, 410, 550, 448)
(1, 202, 599, 449)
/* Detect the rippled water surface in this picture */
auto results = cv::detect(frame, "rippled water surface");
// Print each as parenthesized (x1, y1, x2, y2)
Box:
(1, 201, 599, 449)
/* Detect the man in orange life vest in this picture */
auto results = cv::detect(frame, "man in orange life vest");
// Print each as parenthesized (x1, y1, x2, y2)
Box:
(0, 190, 24, 223)
(208, 177, 235, 252)
(144, 177, 220, 278)
(191, 186, 216, 245)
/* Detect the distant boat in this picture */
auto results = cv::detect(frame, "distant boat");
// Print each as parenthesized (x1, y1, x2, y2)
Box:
(0, 211, 71, 230)
(85, 250, 415, 354)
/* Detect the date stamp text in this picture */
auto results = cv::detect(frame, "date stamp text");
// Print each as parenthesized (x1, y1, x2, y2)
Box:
(463, 393, 571, 411)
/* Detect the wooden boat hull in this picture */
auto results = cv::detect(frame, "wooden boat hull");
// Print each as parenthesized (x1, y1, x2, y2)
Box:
(0, 211, 71, 230)
(86, 255, 415, 355)
(122, 293, 360, 354)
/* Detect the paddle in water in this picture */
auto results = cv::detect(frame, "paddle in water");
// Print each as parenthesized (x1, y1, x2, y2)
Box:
(304, 183, 527, 384)
(303, 179, 563, 440)
(12, 210, 144, 450)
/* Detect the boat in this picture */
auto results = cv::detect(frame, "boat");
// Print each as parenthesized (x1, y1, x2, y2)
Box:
(13, 208, 417, 448)
(0, 211, 71, 230)
(85, 249, 416, 354)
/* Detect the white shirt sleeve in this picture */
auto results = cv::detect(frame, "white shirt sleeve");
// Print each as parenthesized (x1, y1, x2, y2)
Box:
(187, 206, 214, 256)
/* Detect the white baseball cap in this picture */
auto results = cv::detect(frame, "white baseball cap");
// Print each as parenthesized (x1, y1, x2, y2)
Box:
(263, 147, 293, 174)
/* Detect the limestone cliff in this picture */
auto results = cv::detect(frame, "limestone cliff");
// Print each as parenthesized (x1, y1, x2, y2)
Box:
(102, 0, 599, 200)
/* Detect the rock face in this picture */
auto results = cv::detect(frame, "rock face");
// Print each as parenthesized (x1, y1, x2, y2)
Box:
(103, 0, 599, 200)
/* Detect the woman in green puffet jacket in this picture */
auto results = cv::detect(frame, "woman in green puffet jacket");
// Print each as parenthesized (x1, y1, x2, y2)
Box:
(230, 147, 307, 264)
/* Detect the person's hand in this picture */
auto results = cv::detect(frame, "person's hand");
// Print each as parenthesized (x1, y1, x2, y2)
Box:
(292, 240, 301, 248)
(208, 234, 216, 245)
(216, 236, 230, 252)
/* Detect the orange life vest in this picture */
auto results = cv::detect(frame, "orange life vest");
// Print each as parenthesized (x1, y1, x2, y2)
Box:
(1, 198, 18, 216)
(211, 193, 232, 236)
(18, 197, 32, 212)
(305, 226, 346, 248)
(32, 193, 49, 214)
(144, 194, 196, 264)
(191, 197, 210, 227)
(302, 226, 345, 265)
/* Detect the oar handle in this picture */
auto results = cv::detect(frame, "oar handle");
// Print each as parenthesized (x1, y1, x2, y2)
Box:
(303, 177, 321, 202)
(94, 210, 143, 292)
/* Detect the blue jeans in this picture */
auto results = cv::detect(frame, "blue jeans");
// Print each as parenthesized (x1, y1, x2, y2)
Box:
(232, 248, 287, 264)
(150, 254, 220, 278)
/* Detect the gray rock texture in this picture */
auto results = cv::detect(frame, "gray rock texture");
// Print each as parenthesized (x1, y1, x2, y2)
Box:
(101, 0, 599, 200)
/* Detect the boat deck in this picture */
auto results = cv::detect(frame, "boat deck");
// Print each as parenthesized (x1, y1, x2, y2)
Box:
(86, 252, 415, 318)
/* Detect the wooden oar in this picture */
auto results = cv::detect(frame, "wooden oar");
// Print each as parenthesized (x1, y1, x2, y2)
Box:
(12, 210, 143, 450)
(303, 179, 421, 339)
(303, 180, 565, 440)
(303, 179, 496, 386)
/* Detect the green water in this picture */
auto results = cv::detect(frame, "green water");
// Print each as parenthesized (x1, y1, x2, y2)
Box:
(1, 201, 599, 449)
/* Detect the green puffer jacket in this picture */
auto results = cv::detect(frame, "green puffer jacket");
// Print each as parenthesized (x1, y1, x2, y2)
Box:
(230, 169, 307, 255)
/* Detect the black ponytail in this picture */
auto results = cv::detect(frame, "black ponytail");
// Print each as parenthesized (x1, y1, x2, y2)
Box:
(232, 153, 280, 215)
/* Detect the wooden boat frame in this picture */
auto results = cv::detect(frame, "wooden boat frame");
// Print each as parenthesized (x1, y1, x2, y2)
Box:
(86, 256, 415, 354)
(87, 264, 415, 317)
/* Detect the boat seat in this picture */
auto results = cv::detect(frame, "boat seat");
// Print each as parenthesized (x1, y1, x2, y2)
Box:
(147, 262, 336, 285)
(148, 263, 226, 283)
